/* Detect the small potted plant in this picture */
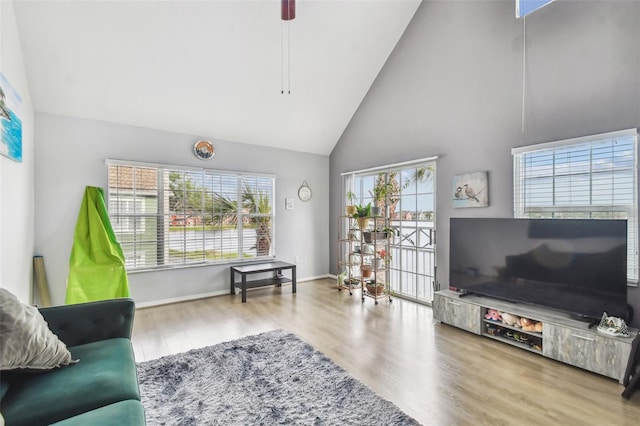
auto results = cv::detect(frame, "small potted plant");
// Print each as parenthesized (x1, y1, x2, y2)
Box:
(363, 226, 393, 243)
(361, 264, 373, 278)
(345, 191, 357, 216)
(352, 203, 371, 229)
(369, 176, 393, 216)
(366, 281, 385, 295)
(375, 248, 391, 269)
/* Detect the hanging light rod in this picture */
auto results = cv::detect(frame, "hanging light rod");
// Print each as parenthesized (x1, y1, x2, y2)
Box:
(281, 0, 295, 94)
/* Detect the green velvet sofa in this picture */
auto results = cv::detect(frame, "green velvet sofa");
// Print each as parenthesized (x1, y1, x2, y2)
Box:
(0, 298, 145, 425)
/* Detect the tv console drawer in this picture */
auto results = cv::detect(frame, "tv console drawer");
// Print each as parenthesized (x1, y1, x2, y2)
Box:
(433, 293, 481, 335)
(544, 323, 630, 382)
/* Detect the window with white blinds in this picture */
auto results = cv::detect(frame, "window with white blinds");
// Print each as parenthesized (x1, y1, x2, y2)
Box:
(107, 160, 275, 271)
(513, 129, 639, 284)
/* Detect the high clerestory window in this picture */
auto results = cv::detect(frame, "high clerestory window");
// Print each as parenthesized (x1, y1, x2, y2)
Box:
(512, 129, 639, 284)
(106, 160, 275, 271)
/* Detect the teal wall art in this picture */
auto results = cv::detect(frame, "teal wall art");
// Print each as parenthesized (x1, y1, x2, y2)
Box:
(0, 72, 23, 163)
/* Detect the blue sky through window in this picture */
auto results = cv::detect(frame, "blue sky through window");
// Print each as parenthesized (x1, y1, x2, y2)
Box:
(516, 0, 555, 18)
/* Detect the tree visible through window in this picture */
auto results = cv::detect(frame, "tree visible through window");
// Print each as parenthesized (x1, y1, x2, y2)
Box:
(107, 161, 275, 270)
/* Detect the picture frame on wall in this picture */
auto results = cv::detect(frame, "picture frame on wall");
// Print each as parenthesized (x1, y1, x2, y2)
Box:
(0, 72, 23, 163)
(452, 171, 488, 208)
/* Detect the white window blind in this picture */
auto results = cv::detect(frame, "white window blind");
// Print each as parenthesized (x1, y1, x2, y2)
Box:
(513, 129, 639, 284)
(107, 160, 275, 271)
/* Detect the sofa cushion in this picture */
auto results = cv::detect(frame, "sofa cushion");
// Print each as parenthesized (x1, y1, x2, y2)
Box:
(49, 400, 145, 426)
(0, 288, 76, 371)
(1, 338, 140, 426)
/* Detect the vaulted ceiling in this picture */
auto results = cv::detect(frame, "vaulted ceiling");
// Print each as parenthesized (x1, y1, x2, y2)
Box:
(13, 0, 421, 155)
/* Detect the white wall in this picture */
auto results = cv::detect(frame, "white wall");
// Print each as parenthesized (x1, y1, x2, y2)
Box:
(34, 113, 329, 305)
(0, 0, 35, 302)
(330, 1, 640, 324)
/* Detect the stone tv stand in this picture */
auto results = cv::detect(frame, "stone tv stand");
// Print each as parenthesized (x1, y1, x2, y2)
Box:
(433, 289, 638, 383)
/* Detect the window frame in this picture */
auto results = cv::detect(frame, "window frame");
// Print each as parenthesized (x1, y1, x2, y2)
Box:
(106, 159, 276, 272)
(512, 128, 639, 286)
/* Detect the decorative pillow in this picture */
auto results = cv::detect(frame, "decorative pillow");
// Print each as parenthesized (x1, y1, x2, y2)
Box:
(0, 288, 77, 370)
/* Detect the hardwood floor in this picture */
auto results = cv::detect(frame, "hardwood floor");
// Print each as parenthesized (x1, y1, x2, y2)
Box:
(132, 279, 640, 425)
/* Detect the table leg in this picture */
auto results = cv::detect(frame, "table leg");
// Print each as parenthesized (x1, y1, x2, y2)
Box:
(230, 269, 236, 295)
(292, 266, 297, 294)
(242, 274, 247, 303)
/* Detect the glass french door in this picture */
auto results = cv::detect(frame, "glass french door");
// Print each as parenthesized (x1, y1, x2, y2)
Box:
(348, 161, 436, 304)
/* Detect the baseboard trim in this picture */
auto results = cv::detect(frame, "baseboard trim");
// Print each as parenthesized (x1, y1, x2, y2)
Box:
(135, 274, 333, 309)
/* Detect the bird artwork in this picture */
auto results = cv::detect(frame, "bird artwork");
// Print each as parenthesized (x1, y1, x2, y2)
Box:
(452, 172, 488, 208)
(454, 186, 464, 199)
(0, 86, 11, 121)
(463, 184, 480, 202)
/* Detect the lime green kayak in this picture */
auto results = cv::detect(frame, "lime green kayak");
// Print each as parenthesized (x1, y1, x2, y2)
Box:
(66, 186, 129, 304)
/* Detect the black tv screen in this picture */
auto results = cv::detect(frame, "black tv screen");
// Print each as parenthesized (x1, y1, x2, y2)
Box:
(449, 218, 628, 320)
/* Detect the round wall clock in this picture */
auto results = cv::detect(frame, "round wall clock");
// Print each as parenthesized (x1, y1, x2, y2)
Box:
(298, 181, 312, 202)
(194, 140, 215, 160)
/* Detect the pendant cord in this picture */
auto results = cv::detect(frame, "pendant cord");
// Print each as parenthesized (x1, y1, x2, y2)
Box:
(521, 16, 527, 134)
(288, 22, 291, 94)
(281, 22, 284, 94)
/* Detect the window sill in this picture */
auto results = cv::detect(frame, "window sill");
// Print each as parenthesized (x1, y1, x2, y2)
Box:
(127, 256, 277, 274)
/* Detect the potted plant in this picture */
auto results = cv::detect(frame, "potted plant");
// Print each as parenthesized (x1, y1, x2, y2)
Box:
(369, 175, 393, 216)
(366, 281, 385, 295)
(363, 226, 393, 243)
(376, 248, 391, 269)
(345, 191, 357, 216)
(361, 264, 373, 278)
(352, 203, 371, 229)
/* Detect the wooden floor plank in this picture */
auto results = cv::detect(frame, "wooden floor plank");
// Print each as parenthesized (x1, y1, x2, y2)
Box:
(132, 279, 640, 425)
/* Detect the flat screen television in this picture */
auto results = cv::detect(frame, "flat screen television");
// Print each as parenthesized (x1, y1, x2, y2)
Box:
(449, 218, 629, 321)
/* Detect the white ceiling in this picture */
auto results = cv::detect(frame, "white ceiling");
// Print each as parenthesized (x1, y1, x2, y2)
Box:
(13, 0, 420, 155)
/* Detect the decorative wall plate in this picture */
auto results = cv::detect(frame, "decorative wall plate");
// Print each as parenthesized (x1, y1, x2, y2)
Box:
(298, 180, 312, 202)
(194, 140, 215, 160)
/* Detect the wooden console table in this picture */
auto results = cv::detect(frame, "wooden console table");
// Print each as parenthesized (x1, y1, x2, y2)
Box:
(230, 261, 297, 303)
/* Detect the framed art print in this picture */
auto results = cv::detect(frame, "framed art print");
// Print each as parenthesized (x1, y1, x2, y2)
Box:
(453, 171, 488, 208)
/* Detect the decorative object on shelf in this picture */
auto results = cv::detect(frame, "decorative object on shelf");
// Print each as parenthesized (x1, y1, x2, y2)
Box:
(361, 244, 375, 255)
(194, 140, 215, 160)
(363, 230, 389, 243)
(298, 180, 312, 202)
(0, 72, 23, 163)
(361, 265, 372, 278)
(373, 257, 384, 270)
(352, 203, 371, 229)
(377, 248, 391, 267)
(366, 282, 385, 296)
(597, 312, 630, 337)
(452, 171, 488, 208)
(520, 317, 543, 332)
(369, 177, 393, 217)
(345, 191, 357, 216)
(484, 309, 502, 321)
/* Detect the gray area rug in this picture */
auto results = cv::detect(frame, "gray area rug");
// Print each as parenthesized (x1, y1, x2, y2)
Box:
(137, 329, 419, 425)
